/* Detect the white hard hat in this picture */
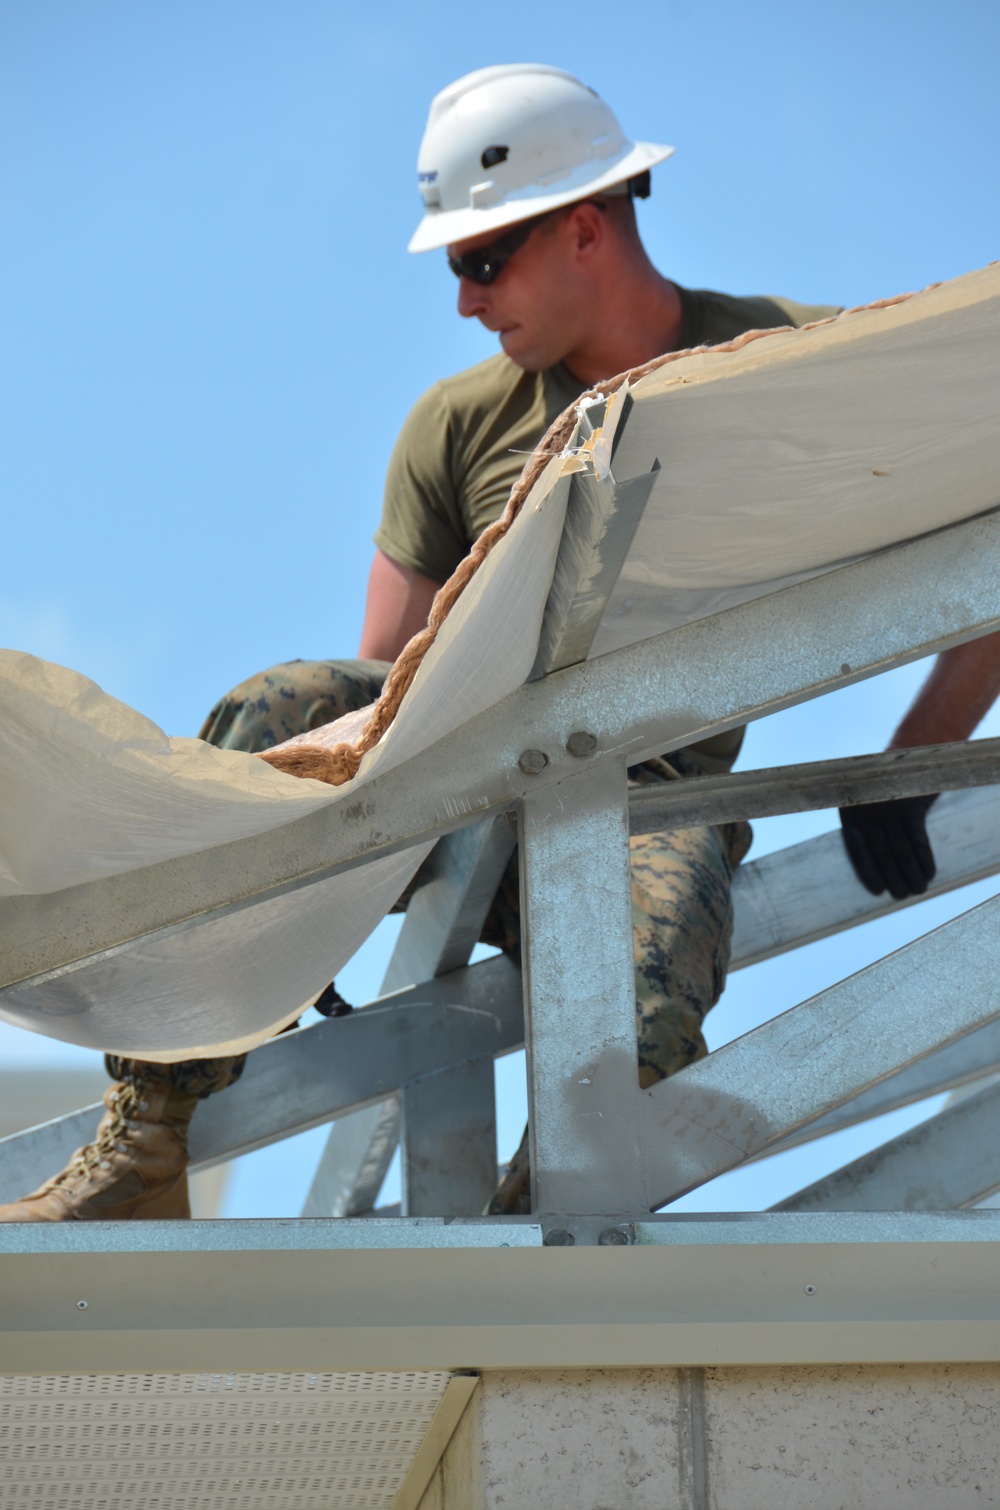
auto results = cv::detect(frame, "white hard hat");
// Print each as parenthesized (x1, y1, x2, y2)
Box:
(409, 63, 674, 254)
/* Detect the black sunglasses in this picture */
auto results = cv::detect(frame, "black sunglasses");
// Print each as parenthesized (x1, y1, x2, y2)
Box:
(446, 211, 552, 286)
(447, 199, 609, 286)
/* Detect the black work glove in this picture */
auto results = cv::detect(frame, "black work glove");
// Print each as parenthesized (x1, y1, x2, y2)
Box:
(312, 981, 353, 1018)
(839, 793, 938, 900)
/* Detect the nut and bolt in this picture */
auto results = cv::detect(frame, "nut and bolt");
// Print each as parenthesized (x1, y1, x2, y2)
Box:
(518, 748, 549, 775)
(597, 1226, 630, 1246)
(519, 736, 597, 769)
(542, 1228, 576, 1247)
(566, 730, 598, 758)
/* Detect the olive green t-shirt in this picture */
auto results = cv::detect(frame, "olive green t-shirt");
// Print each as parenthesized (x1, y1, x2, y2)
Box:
(375, 285, 841, 773)
(376, 287, 841, 584)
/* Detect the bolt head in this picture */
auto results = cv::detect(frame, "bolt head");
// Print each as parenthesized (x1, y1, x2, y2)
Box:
(76, 1300, 89, 1310)
(566, 731, 598, 758)
(598, 1226, 630, 1246)
(804, 1283, 817, 1296)
(542, 1228, 575, 1247)
(518, 748, 549, 775)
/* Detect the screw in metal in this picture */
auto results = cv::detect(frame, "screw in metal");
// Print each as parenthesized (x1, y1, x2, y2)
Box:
(597, 1226, 630, 1246)
(840, 663, 851, 675)
(804, 1284, 817, 1296)
(566, 731, 597, 758)
(543, 1228, 576, 1247)
(518, 748, 549, 775)
(76, 1300, 89, 1310)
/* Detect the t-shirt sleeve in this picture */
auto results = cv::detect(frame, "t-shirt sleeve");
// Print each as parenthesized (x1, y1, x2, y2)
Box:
(374, 383, 469, 585)
(764, 295, 843, 327)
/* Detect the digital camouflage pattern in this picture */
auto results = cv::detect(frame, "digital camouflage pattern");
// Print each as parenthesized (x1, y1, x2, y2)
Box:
(106, 659, 390, 1096)
(104, 1052, 249, 1101)
(197, 658, 391, 752)
(111, 660, 750, 1101)
(626, 753, 752, 1086)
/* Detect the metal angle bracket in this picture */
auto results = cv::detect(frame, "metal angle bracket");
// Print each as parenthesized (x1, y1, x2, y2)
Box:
(531, 401, 661, 678)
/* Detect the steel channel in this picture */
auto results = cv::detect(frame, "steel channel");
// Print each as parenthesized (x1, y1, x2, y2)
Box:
(304, 813, 515, 1218)
(773, 1080, 1000, 1213)
(300, 1101, 402, 1219)
(642, 888, 1000, 1208)
(630, 740, 1000, 834)
(8, 786, 1000, 1204)
(519, 759, 646, 1214)
(729, 785, 1000, 972)
(400, 1060, 498, 1217)
(4, 510, 1000, 994)
(0, 955, 523, 1204)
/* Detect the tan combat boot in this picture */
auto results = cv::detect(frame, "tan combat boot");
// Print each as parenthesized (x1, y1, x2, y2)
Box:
(0, 1079, 198, 1222)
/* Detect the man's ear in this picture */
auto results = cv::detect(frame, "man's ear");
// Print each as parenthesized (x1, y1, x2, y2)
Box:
(566, 200, 607, 262)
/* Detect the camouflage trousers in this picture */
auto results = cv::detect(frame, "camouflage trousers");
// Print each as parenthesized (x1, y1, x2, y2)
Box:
(109, 660, 750, 1097)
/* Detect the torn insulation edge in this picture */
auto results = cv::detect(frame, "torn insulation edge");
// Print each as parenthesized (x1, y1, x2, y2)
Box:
(590, 434, 612, 480)
(567, 380, 631, 482)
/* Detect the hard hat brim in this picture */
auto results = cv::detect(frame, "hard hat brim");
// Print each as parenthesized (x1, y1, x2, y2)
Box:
(407, 140, 674, 254)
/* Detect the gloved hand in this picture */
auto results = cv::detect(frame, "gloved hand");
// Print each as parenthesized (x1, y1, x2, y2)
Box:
(312, 981, 353, 1018)
(839, 793, 938, 900)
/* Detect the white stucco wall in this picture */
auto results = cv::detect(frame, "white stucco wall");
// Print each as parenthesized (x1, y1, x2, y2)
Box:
(421, 1363, 1000, 1510)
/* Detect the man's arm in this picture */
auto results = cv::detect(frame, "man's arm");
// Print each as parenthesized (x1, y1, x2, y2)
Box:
(840, 630, 1000, 899)
(358, 548, 441, 663)
(887, 633, 1000, 750)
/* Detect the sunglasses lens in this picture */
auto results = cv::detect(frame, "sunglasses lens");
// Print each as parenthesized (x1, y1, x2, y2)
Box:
(446, 214, 544, 286)
(449, 252, 501, 285)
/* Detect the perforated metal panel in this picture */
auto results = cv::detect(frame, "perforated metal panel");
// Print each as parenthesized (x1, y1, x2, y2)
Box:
(0, 1370, 453, 1510)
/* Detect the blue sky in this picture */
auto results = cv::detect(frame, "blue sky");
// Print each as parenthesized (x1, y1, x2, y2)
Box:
(3, 1, 999, 1215)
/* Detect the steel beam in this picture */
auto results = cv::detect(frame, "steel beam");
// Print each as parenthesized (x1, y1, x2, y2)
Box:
(630, 740, 1000, 834)
(728, 784, 1000, 1158)
(400, 1060, 497, 1217)
(302, 814, 516, 1219)
(4, 510, 1000, 998)
(0, 955, 523, 1204)
(380, 816, 516, 994)
(519, 759, 645, 1214)
(4, 1213, 1000, 1373)
(749, 1019, 1000, 1170)
(7, 794, 1000, 1203)
(642, 889, 1000, 1208)
(7, 790, 1000, 1205)
(299, 1100, 401, 1219)
(729, 784, 1000, 971)
(387, 815, 514, 1218)
(774, 1080, 1000, 1212)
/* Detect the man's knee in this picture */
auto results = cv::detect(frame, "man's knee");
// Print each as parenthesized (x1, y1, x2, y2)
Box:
(198, 658, 391, 753)
(105, 1053, 247, 1098)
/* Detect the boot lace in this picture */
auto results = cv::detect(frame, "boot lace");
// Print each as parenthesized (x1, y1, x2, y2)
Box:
(47, 1081, 145, 1189)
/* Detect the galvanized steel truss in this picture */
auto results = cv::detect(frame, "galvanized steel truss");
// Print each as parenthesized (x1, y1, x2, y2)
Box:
(3, 488, 1000, 1255)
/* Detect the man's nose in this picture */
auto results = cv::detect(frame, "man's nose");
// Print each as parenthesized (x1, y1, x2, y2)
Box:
(457, 277, 490, 320)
